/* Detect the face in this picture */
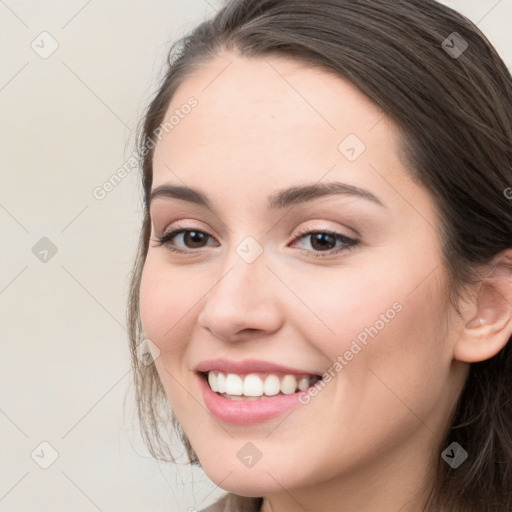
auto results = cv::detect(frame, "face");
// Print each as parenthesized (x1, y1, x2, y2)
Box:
(139, 52, 468, 502)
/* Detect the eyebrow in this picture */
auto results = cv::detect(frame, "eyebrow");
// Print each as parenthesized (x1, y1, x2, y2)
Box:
(149, 181, 386, 210)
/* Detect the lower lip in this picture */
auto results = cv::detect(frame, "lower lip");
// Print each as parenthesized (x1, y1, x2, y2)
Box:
(198, 373, 305, 425)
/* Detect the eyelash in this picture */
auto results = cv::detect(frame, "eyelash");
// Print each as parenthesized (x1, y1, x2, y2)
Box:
(152, 223, 359, 259)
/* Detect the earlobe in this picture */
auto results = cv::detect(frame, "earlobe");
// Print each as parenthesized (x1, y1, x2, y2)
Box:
(453, 251, 512, 364)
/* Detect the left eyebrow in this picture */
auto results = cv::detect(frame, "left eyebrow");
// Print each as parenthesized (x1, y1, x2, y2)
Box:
(267, 181, 386, 209)
(149, 181, 386, 209)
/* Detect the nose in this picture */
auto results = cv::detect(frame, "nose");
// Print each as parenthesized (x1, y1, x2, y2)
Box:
(196, 251, 284, 342)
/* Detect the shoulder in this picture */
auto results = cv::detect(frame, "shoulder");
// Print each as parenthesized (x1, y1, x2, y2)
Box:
(200, 493, 262, 512)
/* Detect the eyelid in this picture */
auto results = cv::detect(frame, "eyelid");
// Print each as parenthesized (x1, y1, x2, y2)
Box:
(290, 226, 359, 259)
(153, 222, 219, 251)
(152, 221, 359, 259)
(291, 222, 357, 242)
(157, 219, 356, 241)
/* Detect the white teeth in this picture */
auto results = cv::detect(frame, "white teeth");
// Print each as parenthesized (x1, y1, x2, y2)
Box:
(263, 374, 280, 396)
(243, 374, 264, 396)
(225, 374, 243, 395)
(217, 372, 226, 393)
(280, 375, 297, 395)
(206, 371, 318, 398)
(298, 376, 310, 391)
(208, 372, 218, 392)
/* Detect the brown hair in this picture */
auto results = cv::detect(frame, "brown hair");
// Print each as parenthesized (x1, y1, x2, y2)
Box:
(127, 1, 512, 509)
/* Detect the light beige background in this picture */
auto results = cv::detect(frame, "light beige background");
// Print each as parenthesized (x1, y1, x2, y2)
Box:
(1, 1, 511, 511)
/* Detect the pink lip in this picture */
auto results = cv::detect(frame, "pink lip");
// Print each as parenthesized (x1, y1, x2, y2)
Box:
(195, 358, 321, 376)
(197, 372, 305, 425)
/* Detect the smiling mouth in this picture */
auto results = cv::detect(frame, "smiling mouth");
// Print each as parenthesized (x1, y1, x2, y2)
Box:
(199, 370, 322, 400)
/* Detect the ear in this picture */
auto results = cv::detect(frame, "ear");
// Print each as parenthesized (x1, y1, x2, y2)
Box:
(453, 250, 512, 363)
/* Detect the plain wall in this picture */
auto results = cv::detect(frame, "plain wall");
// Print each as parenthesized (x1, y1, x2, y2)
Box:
(1, 1, 511, 510)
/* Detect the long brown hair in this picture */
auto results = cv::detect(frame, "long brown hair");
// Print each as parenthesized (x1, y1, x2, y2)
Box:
(127, 1, 512, 509)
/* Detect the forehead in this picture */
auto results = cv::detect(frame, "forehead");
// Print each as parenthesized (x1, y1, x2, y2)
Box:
(151, 52, 422, 217)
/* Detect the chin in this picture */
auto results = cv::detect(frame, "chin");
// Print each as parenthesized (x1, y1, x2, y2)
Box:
(197, 456, 293, 496)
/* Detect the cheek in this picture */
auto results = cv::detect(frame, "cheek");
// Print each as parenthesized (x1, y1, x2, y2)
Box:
(138, 255, 201, 355)
(138, 257, 202, 413)
(298, 252, 448, 382)
(330, 271, 449, 421)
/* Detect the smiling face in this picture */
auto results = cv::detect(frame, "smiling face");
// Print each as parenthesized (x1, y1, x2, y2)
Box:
(139, 52, 470, 509)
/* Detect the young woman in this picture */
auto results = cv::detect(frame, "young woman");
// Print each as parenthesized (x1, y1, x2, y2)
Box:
(127, 1, 512, 510)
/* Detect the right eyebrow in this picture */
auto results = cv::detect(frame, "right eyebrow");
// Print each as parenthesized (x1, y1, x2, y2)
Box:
(150, 184, 211, 208)
(149, 181, 386, 210)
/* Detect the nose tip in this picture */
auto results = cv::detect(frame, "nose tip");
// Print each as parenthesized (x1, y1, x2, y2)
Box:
(196, 262, 282, 342)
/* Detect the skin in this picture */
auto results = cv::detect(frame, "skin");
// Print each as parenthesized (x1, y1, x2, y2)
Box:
(139, 52, 488, 512)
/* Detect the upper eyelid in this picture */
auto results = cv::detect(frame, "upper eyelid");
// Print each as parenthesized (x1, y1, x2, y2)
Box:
(159, 223, 351, 237)
(160, 224, 218, 241)
(154, 228, 359, 261)
(158, 225, 356, 245)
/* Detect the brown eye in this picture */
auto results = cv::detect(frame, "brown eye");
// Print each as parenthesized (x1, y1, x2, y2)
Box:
(308, 232, 337, 251)
(290, 229, 359, 258)
(153, 226, 218, 253)
(179, 230, 209, 249)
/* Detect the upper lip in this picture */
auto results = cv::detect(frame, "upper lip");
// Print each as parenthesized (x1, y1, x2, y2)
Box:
(195, 358, 322, 376)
